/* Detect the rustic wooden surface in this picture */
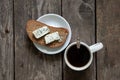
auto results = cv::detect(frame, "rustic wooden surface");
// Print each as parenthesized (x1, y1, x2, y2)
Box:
(96, 0, 120, 80)
(14, 0, 62, 80)
(62, 0, 96, 80)
(0, 0, 120, 80)
(0, 0, 14, 80)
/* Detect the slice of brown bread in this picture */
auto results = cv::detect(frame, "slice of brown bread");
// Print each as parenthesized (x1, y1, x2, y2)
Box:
(26, 20, 69, 48)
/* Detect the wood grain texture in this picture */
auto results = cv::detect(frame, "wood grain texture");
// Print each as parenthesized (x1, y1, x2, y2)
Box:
(14, 0, 62, 80)
(62, 0, 96, 80)
(97, 0, 120, 80)
(0, 0, 13, 80)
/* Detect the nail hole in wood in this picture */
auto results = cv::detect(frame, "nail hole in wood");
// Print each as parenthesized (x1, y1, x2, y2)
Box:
(5, 29, 10, 33)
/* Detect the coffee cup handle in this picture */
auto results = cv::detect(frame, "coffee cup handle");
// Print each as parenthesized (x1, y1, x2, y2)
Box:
(89, 42, 103, 53)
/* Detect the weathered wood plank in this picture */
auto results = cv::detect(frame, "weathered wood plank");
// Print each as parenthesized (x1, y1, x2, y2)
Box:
(62, 0, 96, 80)
(14, 0, 62, 80)
(0, 0, 14, 80)
(97, 0, 120, 80)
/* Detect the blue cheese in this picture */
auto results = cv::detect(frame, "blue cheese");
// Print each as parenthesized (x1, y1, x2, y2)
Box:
(32, 26, 50, 39)
(45, 32, 61, 44)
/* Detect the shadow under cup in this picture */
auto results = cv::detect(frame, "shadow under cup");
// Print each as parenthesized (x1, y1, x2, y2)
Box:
(64, 42, 93, 71)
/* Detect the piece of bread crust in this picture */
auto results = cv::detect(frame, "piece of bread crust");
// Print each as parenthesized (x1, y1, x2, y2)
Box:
(26, 20, 69, 48)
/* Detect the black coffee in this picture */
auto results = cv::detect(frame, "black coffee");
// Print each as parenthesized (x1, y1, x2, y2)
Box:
(67, 44, 90, 67)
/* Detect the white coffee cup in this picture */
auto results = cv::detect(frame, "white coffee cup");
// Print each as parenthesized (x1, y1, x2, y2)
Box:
(64, 42, 103, 71)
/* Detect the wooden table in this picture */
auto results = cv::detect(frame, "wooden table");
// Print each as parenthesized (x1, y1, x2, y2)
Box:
(0, 0, 120, 80)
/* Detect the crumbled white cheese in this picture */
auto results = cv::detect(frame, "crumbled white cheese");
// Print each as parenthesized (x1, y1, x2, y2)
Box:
(44, 32, 61, 44)
(32, 26, 50, 39)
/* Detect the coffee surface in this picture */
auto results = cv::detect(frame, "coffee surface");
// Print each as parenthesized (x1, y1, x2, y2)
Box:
(67, 44, 90, 67)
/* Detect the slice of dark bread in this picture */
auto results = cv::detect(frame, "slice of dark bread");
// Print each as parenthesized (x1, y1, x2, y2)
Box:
(26, 20, 69, 48)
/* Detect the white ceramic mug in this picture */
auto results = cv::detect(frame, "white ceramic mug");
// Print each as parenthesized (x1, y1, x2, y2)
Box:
(64, 42, 103, 71)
